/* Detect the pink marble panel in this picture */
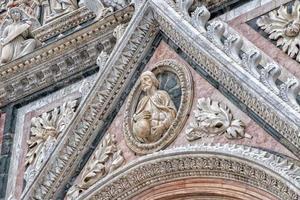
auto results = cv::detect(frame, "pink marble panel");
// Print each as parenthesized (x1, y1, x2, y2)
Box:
(107, 41, 297, 166)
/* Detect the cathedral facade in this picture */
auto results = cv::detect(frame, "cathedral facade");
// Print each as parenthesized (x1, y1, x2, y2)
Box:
(0, 0, 299, 199)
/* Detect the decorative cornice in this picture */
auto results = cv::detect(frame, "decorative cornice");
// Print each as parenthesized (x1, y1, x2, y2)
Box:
(22, 2, 158, 199)
(79, 144, 300, 200)
(0, 6, 133, 108)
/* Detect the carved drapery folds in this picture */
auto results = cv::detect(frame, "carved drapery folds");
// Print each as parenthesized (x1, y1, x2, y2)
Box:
(257, 1, 300, 62)
(24, 99, 78, 186)
(66, 132, 125, 200)
(0, 7, 40, 64)
(124, 59, 193, 154)
(186, 98, 252, 141)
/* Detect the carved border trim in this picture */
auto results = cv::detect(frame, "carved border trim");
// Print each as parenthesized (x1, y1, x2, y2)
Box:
(124, 59, 193, 154)
(80, 144, 300, 200)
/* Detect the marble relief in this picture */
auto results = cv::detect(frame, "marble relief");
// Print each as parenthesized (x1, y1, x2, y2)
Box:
(124, 60, 193, 154)
(132, 71, 177, 143)
(186, 98, 252, 141)
(24, 99, 78, 186)
(257, 1, 300, 62)
(0, 7, 40, 64)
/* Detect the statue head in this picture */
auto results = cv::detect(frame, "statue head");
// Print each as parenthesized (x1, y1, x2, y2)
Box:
(8, 7, 22, 22)
(140, 71, 159, 92)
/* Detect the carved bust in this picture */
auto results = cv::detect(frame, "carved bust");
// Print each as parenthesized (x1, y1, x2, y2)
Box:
(132, 71, 177, 143)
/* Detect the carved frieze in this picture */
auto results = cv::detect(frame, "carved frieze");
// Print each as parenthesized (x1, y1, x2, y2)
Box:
(257, 1, 300, 62)
(65, 132, 125, 200)
(24, 99, 78, 187)
(186, 98, 252, 141)
(124, 59, 193, 154)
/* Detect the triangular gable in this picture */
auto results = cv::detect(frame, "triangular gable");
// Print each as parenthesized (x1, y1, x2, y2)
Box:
(22, 0, 300, 199)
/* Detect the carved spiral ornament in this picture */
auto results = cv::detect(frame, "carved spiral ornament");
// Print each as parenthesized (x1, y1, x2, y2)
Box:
(124, 59, 193, 154)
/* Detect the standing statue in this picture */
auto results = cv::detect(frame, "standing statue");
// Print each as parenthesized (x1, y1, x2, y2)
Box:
(0, 7, 40, 64)
(132, 71, 177, 143)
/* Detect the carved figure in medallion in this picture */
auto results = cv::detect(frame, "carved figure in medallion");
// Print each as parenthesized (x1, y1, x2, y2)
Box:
(0, 7, 40, 64)
(132, 71, 177, 143)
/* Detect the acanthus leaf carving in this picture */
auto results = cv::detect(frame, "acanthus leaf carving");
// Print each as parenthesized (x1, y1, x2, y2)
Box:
(257, 1, 300, 62)
(24, 99, 78, 187)
(65, 132, 125, 200)
(186, 98, 252, 141)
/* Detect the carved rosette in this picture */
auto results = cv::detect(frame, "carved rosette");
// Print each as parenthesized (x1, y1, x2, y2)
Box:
(124, 59, 193, 154)
(186, 98, 252, 141)
(257, 1, 300, 61)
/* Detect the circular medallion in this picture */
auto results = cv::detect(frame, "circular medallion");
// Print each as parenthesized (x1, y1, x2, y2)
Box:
(124, 59, 193, 154)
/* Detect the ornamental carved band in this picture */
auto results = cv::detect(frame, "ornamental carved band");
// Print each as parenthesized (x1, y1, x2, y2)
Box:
(124, 59, 193, 154)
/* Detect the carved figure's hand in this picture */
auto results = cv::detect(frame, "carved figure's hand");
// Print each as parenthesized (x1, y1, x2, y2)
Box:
(134, 111, 151, 122)
(151, 124, 166, 138)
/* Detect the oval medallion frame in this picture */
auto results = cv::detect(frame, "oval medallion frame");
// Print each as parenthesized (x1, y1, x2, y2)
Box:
(124, 59, 193, 154)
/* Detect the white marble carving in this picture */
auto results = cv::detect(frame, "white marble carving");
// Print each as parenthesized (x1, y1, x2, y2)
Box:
(83, 0, 128, 20)
(257, 1, 300, 61)
(24, 99, 78, 186)
(0, 7, 40, 64)
(186, 98, 252, 141)
(65, 132, 125, 200)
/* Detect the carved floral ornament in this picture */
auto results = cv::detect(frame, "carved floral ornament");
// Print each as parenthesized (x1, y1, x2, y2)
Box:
(66, 132, 125, 200)
(186, 98, 252, 141)
(257, 1, 300, 62)
(78, 144, 300, 200)
(124, 59, 193, 154)
(24, 99, 78, 187)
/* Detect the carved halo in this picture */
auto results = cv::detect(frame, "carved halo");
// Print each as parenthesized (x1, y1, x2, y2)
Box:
(124, 59, 193, 154)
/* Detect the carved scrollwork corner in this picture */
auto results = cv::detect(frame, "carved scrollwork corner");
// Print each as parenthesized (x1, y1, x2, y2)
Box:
(186, 98, 252, 141)
(191, 5, 210, 33)
(260, 63, 281, 95)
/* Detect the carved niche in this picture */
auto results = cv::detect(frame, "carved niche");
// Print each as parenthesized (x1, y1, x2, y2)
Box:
(124, 59, 193, 154)
(186, 98, 252, 141)
(24, 99, 78, 187)
(257, 1, 300, 62)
